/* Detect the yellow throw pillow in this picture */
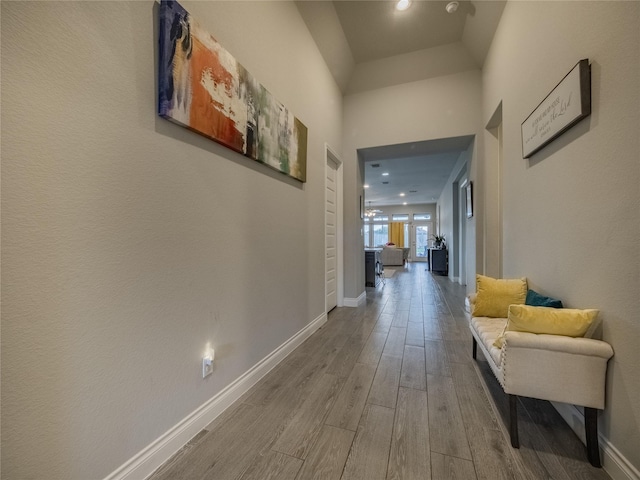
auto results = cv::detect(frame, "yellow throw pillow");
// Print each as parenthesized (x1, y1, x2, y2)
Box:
(493, 304, 599, 348)
(472, 274, 527, 318)
(508, 304, 598, 336)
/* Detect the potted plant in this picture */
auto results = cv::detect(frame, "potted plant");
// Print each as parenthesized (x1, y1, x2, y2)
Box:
(432, 233, 446, 249)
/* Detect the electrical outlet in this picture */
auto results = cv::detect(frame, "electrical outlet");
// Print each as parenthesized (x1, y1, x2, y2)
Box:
(202, 346, 215, 378)
(202, 355, 213, 378)
(202, 344, 215, 379)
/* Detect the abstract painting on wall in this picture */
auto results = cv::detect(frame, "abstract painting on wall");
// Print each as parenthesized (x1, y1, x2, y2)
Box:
(158, 0, 308, 182)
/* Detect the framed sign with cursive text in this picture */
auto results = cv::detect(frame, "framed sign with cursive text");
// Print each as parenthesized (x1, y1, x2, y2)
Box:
(521, 59, 591, 159)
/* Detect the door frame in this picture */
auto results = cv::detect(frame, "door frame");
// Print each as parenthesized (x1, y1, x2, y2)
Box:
(325, 144, 344, 310)
(458, 177, 468, 285)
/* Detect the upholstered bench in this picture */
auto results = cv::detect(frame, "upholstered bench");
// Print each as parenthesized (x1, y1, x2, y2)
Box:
(466, 275, 614, 467)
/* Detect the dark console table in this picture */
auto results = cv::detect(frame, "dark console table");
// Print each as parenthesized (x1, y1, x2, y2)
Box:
(365, 249, 382, 287)
(430, 248, 448, 275)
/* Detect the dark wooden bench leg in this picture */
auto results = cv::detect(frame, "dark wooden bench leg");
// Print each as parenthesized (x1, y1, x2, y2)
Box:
(585, 407, 601, 467)
(509, 394, 520, 448)
(472, 336, 477, 359)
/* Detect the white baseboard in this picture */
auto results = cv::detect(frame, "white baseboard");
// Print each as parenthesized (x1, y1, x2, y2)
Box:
(552, 402, 640, 480)
(104, 312, 328, 480)
(343, 291, 366, 307)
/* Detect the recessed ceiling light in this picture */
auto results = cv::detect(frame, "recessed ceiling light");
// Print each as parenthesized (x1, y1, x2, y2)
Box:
(399, 193, 405, 197)
(382, 172, 390, 176)
(403, 202, 408, 205)
(364, 184, 370, 188)
(396, 0, 411, 11)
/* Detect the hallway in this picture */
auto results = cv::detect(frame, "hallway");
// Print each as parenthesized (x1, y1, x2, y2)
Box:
(150, 265, 611, 480)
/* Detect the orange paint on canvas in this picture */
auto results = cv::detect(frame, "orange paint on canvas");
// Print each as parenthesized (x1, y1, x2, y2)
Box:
(189, 38, 244, 152)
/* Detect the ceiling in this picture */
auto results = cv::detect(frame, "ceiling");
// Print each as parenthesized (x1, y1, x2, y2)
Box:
(296, 1, 504, 208)
(296, 0, 505, 92)
(361, 136, 474, 206)
(333, 0, 470, 63)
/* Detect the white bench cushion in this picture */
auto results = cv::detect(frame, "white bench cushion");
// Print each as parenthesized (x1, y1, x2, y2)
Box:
(469, 316, 505, 368)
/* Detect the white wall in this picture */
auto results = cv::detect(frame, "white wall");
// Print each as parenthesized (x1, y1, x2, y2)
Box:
(482, 1, 640, 474)
(342, 70, 483, 300)
(0, 1, 342, 478)
(346, 42, 478, 94)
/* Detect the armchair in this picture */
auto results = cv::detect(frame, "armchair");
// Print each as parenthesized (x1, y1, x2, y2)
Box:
(380, 246, 403, 266)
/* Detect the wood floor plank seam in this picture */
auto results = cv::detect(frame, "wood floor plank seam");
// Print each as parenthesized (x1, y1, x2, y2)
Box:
(147, 266, 612, 480)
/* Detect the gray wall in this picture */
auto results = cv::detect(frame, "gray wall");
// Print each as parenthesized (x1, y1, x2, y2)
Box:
(482, 1, 640, 472)
(437, 141, 475, 288)
(1, 2, 342, 478)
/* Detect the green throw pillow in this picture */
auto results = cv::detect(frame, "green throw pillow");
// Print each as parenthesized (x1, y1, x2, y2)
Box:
(525, 289, 563, 308)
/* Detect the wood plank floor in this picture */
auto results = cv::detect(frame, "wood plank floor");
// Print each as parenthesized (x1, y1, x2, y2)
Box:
(149, 264, 612, 480)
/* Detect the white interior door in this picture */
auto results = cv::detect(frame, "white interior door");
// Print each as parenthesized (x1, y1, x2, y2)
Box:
(325, 158, 338, 312)
(412, 223, 432, 262)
